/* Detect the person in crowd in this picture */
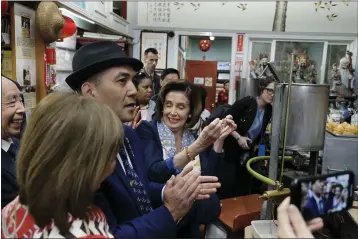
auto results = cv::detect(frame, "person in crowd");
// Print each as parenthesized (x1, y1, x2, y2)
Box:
(148, 68, 180, 121)
(136, 80, 236, 182)
(1, 76, 25, 208)
(217, 80, 229, 105)
(208, 77, 275, 199)
(135, 81, 236, 237)
(143, 48, 161, 95)
(134, 71, 153, 121)
(189, 85, 211, 136)
(2, 92, 120, 238)
(65, 41, 221, 238)
(303, 180, 332, 218)
(1, 75, 26, 140)
(277, 197, 324, 239)
(328, 184, 346, 212)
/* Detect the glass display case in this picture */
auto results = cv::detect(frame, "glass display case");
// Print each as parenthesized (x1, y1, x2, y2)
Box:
(247, 36, 355, 87)
(325, 44, 348, 84)
(251, 42, 271, 62)
(274, 41, 324, 83)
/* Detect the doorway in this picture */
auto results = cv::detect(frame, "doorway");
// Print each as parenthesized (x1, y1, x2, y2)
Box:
(177, 35, 233, 109)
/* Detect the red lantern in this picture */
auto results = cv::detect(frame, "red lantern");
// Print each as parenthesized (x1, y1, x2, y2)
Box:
(1, 1, 9, 17)
(60, 15, 77, 39)
(199, 39, 211, 52)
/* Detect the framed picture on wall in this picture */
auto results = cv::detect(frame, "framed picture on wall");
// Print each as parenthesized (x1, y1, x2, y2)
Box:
(140, 31, 168, 70)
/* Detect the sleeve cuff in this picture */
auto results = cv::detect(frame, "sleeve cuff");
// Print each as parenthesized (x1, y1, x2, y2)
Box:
(161, 185, 166, 202)
(165, 157, 181, 174)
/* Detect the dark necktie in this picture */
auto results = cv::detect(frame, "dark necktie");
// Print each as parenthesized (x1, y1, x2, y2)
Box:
(119, 140, 153, 215)
(319, 199, 324, 214)
(7, 143, 18, 177)
(8, 143, 18, 160)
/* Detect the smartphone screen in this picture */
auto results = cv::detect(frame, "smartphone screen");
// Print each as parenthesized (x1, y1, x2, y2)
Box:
(291, 171, 355, 219)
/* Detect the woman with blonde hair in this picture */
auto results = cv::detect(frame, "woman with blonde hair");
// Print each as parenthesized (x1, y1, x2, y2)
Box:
(1, 92, 123, 238)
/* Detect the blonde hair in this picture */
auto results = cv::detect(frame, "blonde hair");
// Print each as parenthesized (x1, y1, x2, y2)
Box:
(17, 92, 123, 233)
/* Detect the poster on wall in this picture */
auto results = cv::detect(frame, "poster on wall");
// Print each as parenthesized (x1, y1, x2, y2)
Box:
(140, 31, 168, 69)
(14, 3, 36, 109)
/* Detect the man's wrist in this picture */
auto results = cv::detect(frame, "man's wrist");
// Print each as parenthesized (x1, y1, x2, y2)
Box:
(164, 204, 180, 222)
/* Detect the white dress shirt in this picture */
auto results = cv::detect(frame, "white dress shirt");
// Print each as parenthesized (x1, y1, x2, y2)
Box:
(2, 139, 13, 152)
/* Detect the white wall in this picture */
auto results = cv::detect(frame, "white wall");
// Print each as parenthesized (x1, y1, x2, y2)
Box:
(133, 29, 178, 69)
(136, 1, 358, 34)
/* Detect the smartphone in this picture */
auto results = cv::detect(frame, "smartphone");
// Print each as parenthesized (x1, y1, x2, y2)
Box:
(290, 171, 355, 220)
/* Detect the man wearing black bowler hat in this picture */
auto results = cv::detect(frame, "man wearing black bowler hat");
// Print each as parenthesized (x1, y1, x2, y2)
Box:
(65, 41, 221, 238)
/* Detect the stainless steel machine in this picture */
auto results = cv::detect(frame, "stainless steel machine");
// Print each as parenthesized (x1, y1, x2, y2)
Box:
(262, 54, 330, 219)
(322, 132, 358, 186)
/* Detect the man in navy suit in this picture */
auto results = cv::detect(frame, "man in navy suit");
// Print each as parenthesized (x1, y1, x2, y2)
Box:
(65, 41, 221, 238)
(1, 76, 25, 208)
(303, 179, 332, 218)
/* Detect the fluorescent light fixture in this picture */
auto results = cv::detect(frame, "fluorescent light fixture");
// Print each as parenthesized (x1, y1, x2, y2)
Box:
(83, 32, 124, 41)
(199, 32, 212, 36)
(209, 36, 215, 40)
(59, 8, 95, 24)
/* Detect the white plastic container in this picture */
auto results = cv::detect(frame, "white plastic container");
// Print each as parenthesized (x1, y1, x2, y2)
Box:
(251, 220, 277, 239)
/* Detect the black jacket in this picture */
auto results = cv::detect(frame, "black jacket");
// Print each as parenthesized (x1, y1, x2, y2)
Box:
(223, 96, 272, 158)
(215, 96, 272, 199)
(1, 138, 20, 208)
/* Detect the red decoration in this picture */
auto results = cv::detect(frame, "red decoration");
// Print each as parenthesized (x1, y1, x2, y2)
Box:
(237, 34, 244, 52)
(45, 47, 56, 65)
(199, 39, 211, 52)
(60, 15, 77, 39)
(1, 1, 9, 17)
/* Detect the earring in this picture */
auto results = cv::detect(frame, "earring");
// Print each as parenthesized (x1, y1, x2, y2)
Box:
(188, 114, 191, 118)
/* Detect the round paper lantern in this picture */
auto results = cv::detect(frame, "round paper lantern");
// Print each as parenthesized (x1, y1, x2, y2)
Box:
(199, 39, 211, 52)
(1, 1, 9, 17)
(60, 15, 77, 39)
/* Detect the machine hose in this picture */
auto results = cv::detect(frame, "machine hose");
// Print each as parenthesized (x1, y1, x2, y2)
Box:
(246, 156, 292, 186)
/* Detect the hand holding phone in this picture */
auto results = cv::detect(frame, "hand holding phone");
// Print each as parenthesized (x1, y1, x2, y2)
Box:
(290, 171, 355, 220)
(277, 197, 323, 238)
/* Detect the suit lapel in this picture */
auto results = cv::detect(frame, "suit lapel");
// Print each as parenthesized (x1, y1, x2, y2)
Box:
(1, 150, 18, 186)
(152, 121, 163, 151)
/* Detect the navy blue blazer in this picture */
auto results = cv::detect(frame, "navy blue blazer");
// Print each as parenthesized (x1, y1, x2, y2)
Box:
(135, 120, 223, 183)
(1, 138, 20, 209)
(95, 125, 176, 238)
(302, 196, 331, 218)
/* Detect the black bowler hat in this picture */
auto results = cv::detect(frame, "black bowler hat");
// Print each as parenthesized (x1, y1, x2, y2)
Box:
(65, 41, 143, 90)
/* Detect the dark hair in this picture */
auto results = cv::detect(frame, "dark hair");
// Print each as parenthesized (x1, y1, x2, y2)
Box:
(333, 184, 343, 192)
(223, 80, 230, 86)
(154, 80, 198, 128)
(256, 76, 275, 96)
(196, 85, 207, 112)
(161, 68, 180, 81)
(134, 71, 151, 88)
(144, 48, 158, 55)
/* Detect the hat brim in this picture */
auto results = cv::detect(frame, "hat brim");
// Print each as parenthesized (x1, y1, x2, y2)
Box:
(65, 57, 143, 90)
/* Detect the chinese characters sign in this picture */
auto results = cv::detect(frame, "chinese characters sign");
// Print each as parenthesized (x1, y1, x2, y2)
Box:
(147, 2, 172, 24)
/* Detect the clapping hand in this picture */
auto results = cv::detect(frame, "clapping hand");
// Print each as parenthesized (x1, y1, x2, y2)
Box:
(196, 118, 223, 149)
(163, 162, 220, 221)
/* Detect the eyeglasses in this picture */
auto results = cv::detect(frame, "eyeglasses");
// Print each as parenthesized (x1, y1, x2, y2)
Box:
(265, 88, 274, 95)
